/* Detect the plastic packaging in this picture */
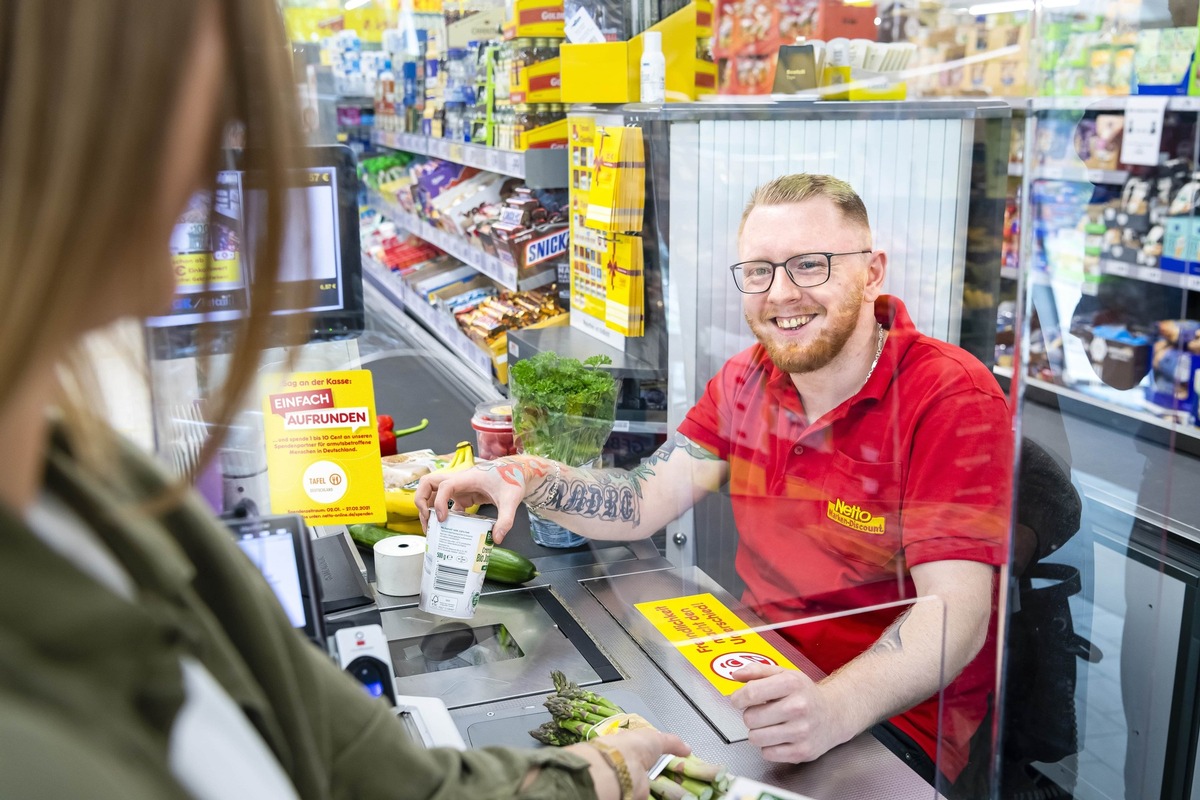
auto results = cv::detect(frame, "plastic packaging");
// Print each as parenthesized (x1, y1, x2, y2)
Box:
(471, 401, 516, 460)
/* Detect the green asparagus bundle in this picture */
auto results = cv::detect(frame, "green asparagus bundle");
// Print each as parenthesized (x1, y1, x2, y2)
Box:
(529, 671, 627, 745)
(649, 755, 731, 800)
(528, 672, 734, 800)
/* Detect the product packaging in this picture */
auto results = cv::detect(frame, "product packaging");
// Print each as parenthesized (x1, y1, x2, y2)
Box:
(471, 401, 517, 459)
(1146, 320, 1200, 422)
(586, 125, 646, 233)
(420, 511, 496, 619)
(564, 0, 629, 41)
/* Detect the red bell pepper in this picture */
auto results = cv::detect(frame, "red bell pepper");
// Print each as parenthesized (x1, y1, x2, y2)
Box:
(377, 414, 397, 457)
(376, 413, 430, 457)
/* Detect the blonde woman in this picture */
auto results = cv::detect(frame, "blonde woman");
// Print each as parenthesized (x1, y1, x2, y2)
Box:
(0, 2, 686, 798)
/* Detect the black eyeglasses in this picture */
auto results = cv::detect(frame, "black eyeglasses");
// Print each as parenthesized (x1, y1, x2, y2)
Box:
(729, 251, 872, 294)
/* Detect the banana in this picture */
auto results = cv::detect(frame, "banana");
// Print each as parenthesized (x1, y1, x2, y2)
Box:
(385, 518, 426, 535)
(384, 442, 479, 523)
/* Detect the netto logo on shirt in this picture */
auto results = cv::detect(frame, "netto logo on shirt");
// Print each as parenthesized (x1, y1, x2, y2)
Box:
(826, 498, 885, 535)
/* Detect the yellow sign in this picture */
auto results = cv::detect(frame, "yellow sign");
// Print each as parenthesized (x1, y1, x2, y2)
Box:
(262, 370, 386, 525)
(826, 498, 886, 534)
(634, 593, 799, 695)
(172, 252, 242, 288)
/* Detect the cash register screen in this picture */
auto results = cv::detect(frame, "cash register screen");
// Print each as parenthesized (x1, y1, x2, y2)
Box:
(235, 525, 309, 630)
(145, 146, 363, 345)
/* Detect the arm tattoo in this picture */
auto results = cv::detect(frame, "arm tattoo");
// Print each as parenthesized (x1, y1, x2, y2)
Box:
(527, 469, 642, 525)
(521, 433, 720, 526)
(476, 457, 552, 489)
(869, 608, 911, 655)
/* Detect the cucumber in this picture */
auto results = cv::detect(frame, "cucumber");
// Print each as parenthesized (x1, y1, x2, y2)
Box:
(485, 546, 539, 585)
(348, 523, 396, 550)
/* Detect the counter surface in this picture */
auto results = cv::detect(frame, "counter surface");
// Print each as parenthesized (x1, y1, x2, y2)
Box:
(365, 543, 943, 800)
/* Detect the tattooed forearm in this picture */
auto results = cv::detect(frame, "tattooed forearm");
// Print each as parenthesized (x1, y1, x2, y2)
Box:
(869, 608, 911, 655)
(625, 433, 719, 497)
(526, 468, 642, 525)
(519, 433, 721, 527)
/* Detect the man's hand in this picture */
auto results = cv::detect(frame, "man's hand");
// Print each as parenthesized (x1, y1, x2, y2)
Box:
(415, 457, 549, 544)
(729, 665, 854, 763)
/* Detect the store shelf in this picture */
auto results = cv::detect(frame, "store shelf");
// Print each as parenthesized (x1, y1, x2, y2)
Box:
(367, 189, 556, 293)
(1031, 165, 1129, 184)
(508, 328, 669, 434)
(607, 417, 670, 434)
(1031, 96, 1200, 113)
(362, 253, 496, 380)
(997, 367, 1200, 456)
(1098, 258, 1200, 290)
(1028, 269, 1100, 296)
(1031, 96, 1131, 112)
(509, 326, 665, 381)
(372, 129, 569, 188)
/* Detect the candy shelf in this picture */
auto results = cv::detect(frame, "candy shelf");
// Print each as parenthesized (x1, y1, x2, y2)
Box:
(367, 189, 556, 293)
(362, 253, 495, 380)
(372, 130, 569, 188)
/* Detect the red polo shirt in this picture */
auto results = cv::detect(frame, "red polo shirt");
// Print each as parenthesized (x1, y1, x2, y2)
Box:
(677, 296, 1012, 780)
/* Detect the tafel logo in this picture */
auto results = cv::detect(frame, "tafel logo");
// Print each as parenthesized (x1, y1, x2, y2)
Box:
(826, 498, 886, 535)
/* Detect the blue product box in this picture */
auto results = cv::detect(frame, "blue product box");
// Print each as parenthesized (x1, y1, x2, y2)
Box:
(1161, 216, 1200, 273)
(1147, 321, 1200, 422)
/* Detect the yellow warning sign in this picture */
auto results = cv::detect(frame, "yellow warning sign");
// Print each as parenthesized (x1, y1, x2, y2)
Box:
(634, 593, 799, 695)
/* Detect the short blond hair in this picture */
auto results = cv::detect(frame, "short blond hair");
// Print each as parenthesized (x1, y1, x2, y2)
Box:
(740, 174, 870, 234)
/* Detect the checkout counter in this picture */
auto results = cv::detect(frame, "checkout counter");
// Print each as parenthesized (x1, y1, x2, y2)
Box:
(322, 293, 945, 800)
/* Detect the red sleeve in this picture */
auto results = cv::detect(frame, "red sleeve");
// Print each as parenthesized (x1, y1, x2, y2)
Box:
(901, 388, 1013, 568)
(676, 370, 734, 461)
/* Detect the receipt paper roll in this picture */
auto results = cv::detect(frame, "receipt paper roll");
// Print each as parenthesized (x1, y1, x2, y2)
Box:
(374, 535, 427, 596)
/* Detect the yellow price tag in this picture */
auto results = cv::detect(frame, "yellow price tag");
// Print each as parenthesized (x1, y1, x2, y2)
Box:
(172, 252, 241, 288)
(261, 370, 386, 526)
(635, 593, 799, 695)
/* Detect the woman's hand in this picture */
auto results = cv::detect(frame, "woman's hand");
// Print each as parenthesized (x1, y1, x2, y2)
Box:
(415, 456, 555, 544)
(566, 729, 691, 800)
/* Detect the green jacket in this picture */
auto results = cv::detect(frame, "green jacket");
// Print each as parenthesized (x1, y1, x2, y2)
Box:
(0, 433, 594, 799)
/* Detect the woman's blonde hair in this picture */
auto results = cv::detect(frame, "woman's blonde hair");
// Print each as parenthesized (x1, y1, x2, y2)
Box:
(0, 0, 305, 486)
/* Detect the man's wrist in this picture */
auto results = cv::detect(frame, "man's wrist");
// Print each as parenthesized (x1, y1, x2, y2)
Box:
(815, 676, 871, 746)
(513, 456, 559, 503)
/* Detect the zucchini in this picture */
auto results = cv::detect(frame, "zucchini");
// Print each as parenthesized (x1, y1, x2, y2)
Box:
(485, 546, 539, 584)
(348, 523, 396, 550)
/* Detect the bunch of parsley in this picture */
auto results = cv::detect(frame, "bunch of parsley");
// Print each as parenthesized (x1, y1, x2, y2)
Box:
(509, 352, 617, 466)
